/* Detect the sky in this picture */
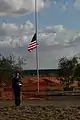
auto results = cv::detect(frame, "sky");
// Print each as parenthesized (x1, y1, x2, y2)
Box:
(0, 0, 80, 69)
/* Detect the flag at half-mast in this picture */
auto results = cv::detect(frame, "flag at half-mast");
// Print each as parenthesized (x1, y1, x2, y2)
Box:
(28, 33, 38, 52)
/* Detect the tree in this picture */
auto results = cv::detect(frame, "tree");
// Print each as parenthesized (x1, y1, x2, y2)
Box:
(73, 63, 80, 81)
(0, 53, 27, 84)
(58, 56, 78, 91)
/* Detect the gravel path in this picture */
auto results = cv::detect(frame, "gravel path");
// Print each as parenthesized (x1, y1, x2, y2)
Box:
(0, 96, 80, 120)
(0, 105, 80, 120)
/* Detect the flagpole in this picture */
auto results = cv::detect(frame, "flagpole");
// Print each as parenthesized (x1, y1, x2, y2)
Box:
(35, 0, 39, 92)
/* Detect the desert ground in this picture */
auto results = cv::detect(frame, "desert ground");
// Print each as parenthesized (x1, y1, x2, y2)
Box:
(0, 96, 80, 120)
(0, 76, 80, 119)
(1, 75, 79, 100)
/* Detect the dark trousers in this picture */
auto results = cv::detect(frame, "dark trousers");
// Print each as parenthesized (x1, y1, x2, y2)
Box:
(13, 86, 21, 106)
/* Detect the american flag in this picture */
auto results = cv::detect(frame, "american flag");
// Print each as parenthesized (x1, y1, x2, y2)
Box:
(28, 33, 38, 52)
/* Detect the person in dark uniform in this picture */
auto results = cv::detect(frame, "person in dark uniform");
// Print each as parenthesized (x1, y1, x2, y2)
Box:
(12, 71, 22, 106)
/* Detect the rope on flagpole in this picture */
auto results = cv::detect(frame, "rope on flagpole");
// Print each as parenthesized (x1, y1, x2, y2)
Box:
(35, 0, 39, 92)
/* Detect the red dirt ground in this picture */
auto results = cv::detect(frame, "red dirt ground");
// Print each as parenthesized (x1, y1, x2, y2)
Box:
(0, 76, 79, 100)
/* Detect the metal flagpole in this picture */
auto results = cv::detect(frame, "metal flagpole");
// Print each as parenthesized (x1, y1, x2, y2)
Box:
(35, 0, 39, 92)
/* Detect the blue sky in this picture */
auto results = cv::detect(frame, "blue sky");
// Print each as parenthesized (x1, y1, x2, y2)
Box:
(0, 0, 80, 69)
(0, 0, 79, 30)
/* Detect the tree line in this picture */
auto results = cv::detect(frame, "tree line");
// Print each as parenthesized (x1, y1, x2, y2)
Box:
(0, 53, 80, 90)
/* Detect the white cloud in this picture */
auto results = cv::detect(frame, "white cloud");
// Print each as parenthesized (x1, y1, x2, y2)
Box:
(0, 21, 80, 69)
(0, 0, 50, 16)
(74, 0, 80, 8)
(2, 22, 18, 31)
(0, 0, 78, 16)
(2, 22, 18, 36)
(62, 0, 80, 10)
(0, 21, 80, 49)
(22, 21, 34, 32)
(52, 0, 79, 10)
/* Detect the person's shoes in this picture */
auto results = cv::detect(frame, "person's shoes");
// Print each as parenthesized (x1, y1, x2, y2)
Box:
(15, 103, 21, 107)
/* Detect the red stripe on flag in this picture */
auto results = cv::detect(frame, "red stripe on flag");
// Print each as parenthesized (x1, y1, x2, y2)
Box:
(28, 44, 37, 50)
(29, 41, 37, 45)
(28, 40, 38, 51)
(28, 45, 37, 51)
(28, 42, 37, 48)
